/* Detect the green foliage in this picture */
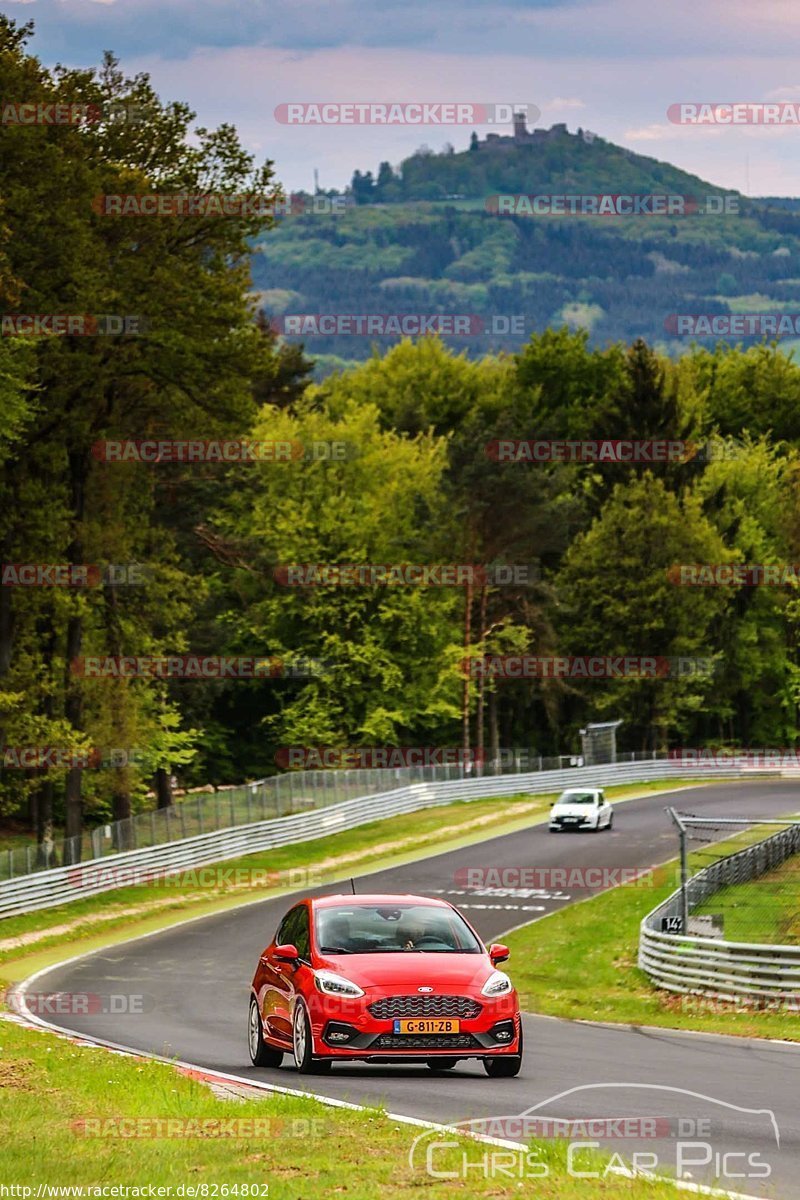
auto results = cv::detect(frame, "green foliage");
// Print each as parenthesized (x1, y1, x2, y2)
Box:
(3, 17, 800, 854)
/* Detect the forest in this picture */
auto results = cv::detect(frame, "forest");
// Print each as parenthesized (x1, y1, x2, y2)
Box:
(2, 17, 800, 856)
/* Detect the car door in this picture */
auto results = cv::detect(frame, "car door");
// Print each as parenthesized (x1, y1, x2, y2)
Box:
(265, 904, 310, 1043)
(598, 790, 611, 825)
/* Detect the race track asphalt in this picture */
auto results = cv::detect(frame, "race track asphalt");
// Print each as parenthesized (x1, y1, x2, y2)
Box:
(19, 780, 800, 1197)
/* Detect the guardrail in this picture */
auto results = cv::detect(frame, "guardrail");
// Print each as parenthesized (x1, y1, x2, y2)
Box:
(1, 751, 595, 881)
(639, 824, 800, 1001)
(0, 756, 777, 920)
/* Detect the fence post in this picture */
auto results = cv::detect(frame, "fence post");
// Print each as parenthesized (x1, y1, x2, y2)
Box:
(197, 794, 203, 834)
(7, 849, 13, 879)
(26, 846, 32, 875)
(150, 811, 156, 846)
(179, 804, 186, 839)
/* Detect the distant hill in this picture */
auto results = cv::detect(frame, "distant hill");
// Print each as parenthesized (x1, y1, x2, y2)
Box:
(252, 123, 800, 371)
(350, 121, 737, 204)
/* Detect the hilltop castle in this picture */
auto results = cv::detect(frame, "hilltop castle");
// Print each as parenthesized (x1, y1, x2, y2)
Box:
(480, 114, 598, 149)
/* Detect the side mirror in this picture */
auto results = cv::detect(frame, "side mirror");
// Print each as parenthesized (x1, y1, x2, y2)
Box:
(274, 943, 299, 962)
(489, 942, 510, 965)
(549, 799, 556, 807)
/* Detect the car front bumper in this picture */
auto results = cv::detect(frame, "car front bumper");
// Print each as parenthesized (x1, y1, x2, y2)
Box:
(305, 993, 521, 1060)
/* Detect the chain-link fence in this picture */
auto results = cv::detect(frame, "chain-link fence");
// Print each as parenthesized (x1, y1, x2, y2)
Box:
(4, 747, 652, 880)
(640, 819, 800, 1000)
(685, 821, 800, 945)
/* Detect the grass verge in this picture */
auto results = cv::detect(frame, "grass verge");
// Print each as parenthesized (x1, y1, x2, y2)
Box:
(504, 821, 800, 1040)
(693, 851, 800, 945)
(0, 776, 749, 1193)
(0, 1015, 681, 1198)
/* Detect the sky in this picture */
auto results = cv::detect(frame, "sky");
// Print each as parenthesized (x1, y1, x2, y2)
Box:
(5, 0, 800, 195)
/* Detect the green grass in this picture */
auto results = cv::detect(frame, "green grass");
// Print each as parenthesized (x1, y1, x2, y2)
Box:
(0, 779, 710, 976)
(0, 1017, 681, 1198)
(0, 775, 757, 1193)
(0, 827, 58, 856)
(694, 850, 800, 944)
(504, 821, 800, 1039)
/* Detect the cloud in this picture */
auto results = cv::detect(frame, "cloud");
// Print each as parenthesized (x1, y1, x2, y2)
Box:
(624, 124, 676, 142)
(765, 85, 800, 99)
(14, 0, 800, 64)
(542, 96, 587, 111)
(8, 0, 800, 195)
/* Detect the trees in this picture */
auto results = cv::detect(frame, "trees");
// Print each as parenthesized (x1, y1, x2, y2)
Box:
(207, 396, 463, 752)
(3, 11, 800, 856)
(0, 19, 282, 852)
(555, 475, 732, 750)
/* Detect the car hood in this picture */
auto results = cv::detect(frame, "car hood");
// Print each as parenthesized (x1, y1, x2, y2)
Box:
(315, 952, 496, 991)
(552, 803, 596, 818)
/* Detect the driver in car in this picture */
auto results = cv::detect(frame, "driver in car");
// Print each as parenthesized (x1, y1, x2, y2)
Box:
(400, 918, 426, 950)
(400, 915, 458, 950)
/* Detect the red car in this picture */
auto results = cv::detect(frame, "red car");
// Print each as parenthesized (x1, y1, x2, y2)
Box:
(248, 893, 523, 1076)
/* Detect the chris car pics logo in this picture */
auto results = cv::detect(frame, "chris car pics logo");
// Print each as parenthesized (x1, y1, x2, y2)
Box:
(408, 1084, 779, 1185)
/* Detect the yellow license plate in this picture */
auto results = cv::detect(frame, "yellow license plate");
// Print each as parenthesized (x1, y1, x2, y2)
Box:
(393, 1018, 460, 1034)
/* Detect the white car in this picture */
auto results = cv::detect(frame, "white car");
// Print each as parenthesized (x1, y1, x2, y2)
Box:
(548, 788, 613, 832)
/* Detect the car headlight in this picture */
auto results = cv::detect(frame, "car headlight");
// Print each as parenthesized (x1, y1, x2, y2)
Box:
(481, 970, 513, 997)
(314, 970, 364, 998)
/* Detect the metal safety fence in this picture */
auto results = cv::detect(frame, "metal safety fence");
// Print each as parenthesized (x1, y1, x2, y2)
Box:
(0, 755, 777, 919)
(639, 823, 800, 1001)
(2, 749, 651, 881)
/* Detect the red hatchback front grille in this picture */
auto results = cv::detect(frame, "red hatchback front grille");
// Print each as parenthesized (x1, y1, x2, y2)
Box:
(368, 995, 482, 1020)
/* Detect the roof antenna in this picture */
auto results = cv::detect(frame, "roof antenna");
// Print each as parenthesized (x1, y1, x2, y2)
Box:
(350, 877, 356, 895)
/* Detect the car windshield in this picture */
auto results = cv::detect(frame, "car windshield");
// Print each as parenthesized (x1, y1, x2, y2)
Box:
(315, 903, 483, 954)
(558, 793, 597, 805)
